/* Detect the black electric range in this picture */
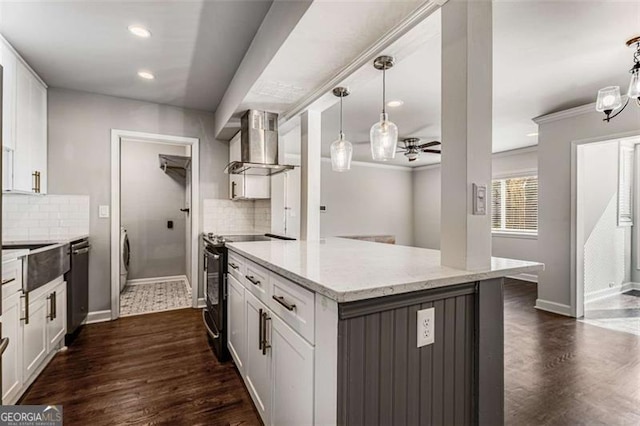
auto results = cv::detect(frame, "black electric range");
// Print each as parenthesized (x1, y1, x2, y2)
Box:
(201, 233, 294, 362)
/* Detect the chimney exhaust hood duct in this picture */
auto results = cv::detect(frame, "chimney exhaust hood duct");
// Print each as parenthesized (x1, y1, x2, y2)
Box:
(225, 110, 295, 176)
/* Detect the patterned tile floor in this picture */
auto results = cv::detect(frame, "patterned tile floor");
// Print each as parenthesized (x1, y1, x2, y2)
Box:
(120, 279, 192, 317)
(581, 290, 640, 336)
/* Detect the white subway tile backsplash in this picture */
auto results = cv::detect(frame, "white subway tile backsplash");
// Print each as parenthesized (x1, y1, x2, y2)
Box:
(2, 194, 90, 241)
(203, 198, 271, 235)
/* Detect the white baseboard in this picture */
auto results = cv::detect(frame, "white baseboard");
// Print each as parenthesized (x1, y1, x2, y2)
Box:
(507, 273, 538, 283)
(83, 310, 113, 324)
(623, 282, 640, 291)
(535, 299, 572, 317)
(585, 282, 640, 303)
(127, 275, 188, 286)
(197, 297, 206, 308)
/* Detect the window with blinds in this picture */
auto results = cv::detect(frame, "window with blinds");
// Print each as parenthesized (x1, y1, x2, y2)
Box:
(617, 144, 634, 226)
(491, 175, 538, 234)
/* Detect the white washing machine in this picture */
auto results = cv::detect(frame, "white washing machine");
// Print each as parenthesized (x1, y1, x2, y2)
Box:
(120, 227, 130, 292)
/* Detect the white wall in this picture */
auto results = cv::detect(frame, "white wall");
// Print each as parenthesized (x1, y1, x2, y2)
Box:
(536, 103, 640, 315)
(580, 141, 631, 300)
(121, 140, 187, 280)
(413, 148, 539, 267)
(320, 161, 414, 246)
(412, 166, 441, 249)
(48, 88, 228, 312)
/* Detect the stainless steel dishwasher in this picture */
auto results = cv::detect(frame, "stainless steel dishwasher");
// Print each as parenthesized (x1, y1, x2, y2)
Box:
(65, 238, 90, 345)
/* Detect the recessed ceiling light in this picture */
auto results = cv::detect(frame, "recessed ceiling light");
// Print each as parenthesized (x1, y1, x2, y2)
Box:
(128, 25, 151, 38)
(137, 71, 155, 80)
(387, 100, 404, 108)
(526, 132, 538, 137)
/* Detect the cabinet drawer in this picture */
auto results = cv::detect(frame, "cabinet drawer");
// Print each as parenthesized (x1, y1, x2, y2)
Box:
(227, 251, 245, 282)
(244, 261, 271, 304)
(2, 259, 23, 299)
(270, 273, 315, 344)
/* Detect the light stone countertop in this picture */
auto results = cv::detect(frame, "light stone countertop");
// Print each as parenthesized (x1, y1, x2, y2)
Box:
(2, 249, 29, 263)
(3, 234, 89, 246)
(227, 237, 544, 303)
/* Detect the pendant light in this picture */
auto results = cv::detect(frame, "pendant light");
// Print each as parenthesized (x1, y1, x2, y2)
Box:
(330, 87, 353, 172)
(596, 36, 640, 122)
(370, 55, 398, 161)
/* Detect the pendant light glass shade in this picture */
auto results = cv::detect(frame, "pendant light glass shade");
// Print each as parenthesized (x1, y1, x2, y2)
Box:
(596, 86, 622, 112)
(370, 56, 398, 161)
(628, 69, 640, 99)
(370, 113, 398, 161)
(331, 132, 353, 172)
(330, 86, 352, 171)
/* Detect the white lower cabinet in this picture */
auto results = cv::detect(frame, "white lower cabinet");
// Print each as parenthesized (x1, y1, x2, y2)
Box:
(1, 290, 23, 404)
(244, 291, 272, 424)
(270, 313, 314, 426)
(229, 259, 316, 426)
(22, 292, 48, 380)
(46, 281, 66, 352)
(227, 274, 246, 373)
(1, 264, 67, 405)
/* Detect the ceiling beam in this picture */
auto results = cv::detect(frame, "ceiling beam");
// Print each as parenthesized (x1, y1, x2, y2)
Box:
(213, 0, 313, 140)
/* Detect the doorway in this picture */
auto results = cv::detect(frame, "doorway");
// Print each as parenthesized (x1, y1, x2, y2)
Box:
(574, 134, 640, 335)
(110, 130, 200, 319)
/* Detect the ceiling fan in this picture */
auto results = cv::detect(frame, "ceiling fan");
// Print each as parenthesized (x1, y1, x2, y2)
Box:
(397, 138, 441, 162)
(351, 137, 442, 162)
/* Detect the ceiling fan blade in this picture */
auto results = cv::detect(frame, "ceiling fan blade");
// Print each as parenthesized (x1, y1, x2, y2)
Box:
(408, 157, 417, 162)
(421, 149, 441, 154)
(417, 141, 441, 149)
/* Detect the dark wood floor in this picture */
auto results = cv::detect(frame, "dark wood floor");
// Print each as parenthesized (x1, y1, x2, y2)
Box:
(20, 281, 640, 425)
(20, 308, 261, 426)
(504, 279, 640, 425)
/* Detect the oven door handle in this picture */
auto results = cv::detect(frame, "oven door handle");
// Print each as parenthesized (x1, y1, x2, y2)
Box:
(202, 309, 220, 339)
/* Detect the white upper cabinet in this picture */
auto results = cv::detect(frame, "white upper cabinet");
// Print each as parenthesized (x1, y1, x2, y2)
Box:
(229, 131, 270, 200)
(0, 35, 47, 194)
(0, 39, 17, 151)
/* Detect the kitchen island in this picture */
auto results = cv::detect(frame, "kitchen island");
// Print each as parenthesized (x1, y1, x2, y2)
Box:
(225, 238, 543, 426)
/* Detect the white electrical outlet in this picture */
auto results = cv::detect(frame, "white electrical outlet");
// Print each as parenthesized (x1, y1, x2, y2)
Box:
(417, 307, 435, 348)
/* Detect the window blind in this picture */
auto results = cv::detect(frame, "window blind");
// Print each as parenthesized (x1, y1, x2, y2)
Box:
(618, 145, 634, 226)
(491, 176, 538, 233)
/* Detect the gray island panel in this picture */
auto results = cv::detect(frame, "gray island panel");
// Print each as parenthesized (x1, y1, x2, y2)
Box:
(337, 279, 503, 426)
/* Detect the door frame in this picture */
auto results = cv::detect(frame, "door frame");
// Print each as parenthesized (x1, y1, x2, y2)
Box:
(110, 129, 200, 320)
(571, 131, 640, 318)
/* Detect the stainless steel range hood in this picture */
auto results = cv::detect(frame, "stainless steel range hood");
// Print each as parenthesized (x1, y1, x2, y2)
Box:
(225, 110, 295, 176)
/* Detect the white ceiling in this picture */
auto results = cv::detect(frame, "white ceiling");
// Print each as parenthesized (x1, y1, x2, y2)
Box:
(0, 0, 273, 111)
(239, 0, 424, 115)
(314, 1, 640, 167)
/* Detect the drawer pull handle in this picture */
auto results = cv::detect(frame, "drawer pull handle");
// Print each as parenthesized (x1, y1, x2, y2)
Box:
(1, 277, 16, 285)
(272, 295, 296, 311)
(229, 262, 239, 270)
(246, 275, 261, 286)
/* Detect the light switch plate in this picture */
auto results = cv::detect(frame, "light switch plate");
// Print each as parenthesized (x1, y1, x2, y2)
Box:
(417, 307, 435, 347)
(99, 205, 110, 218)
(472, 183, 487, 215)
